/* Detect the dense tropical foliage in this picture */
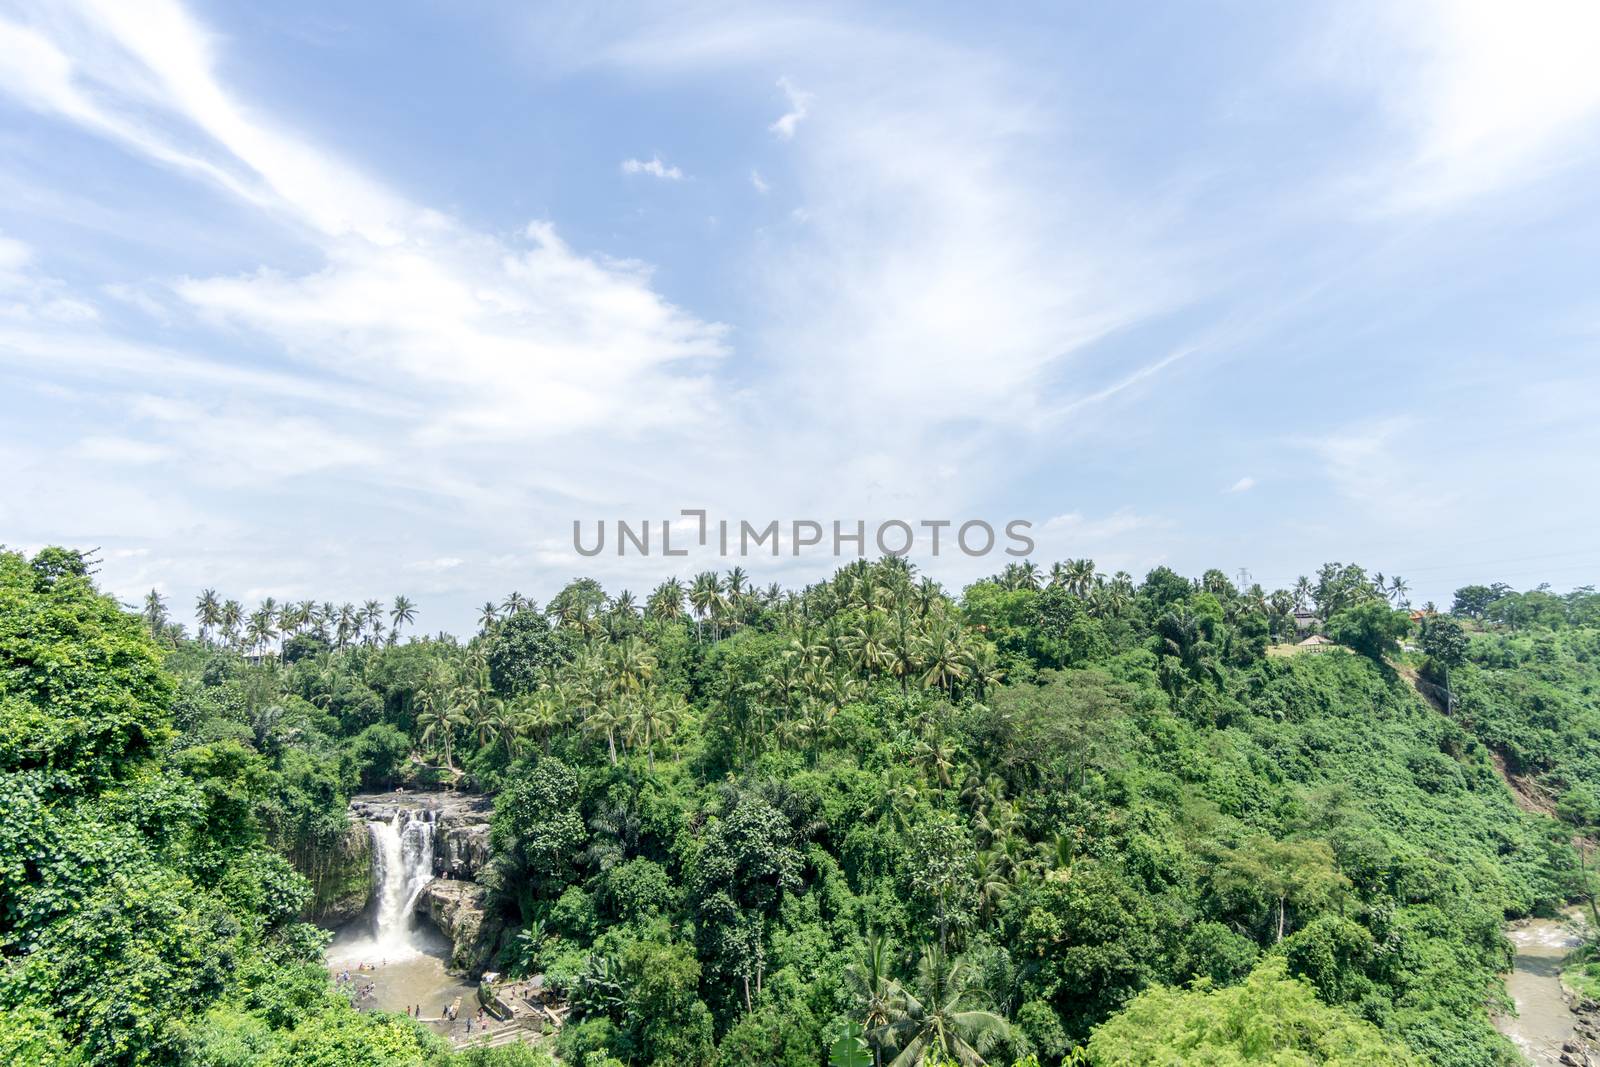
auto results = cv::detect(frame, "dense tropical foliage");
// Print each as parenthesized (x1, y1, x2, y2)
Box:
(4, 545, 1598, 1066)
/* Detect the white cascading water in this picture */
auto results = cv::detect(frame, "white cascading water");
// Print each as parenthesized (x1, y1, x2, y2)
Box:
(362, 810, 436, 959)
(325, 801, 477, 1018)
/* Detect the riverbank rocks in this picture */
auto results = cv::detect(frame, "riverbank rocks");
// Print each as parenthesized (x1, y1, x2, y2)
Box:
(418, 878, 501, 972)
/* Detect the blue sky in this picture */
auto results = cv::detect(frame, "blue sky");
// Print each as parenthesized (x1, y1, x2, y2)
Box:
(1, 0, 1598, 634)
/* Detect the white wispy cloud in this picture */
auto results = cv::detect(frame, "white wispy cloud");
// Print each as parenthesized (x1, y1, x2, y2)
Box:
(406, 557, 465, 572)
(769, 76, 813, 139)
(750, 169, 770, 193)
(1303, 417, 1449, 523)
(0, 0, 746, 619)
(0, 3, 405, 241)
(509, 6, 1190, 553)
(0, 232, 31, 274)
(75, 435, 173, 465)
(621, 155, 684, 180)
(0, 0, 729, 456)
(1034, 510, 1172, 577)
(0, 232, 100, 323)
(1226, 476, 1256, 494)
(1321, 0, 1600, 210)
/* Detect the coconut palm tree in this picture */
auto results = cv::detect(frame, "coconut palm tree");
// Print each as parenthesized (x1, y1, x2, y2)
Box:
(972, 851, 1012, 926)
(887, 607, 921, 695)
(1157, 607, 1222, 688)
(517, 689, 567, 756)
(846, 932, 897, 1067)
(548, 580, 607, 637)
(852, 613, 893, 677)
(1267, 590, 1296, 640)
(608, 635, 657, 699)
(220, 599, 243, 648)
(628, 692, 684, 770)
(647, 578, 686, 622)
(786, 696, 834, 764)
(141, 589, 168, 638)
(277, 602, 299, 641)
(247, 606, 278, 658)
(998, 562, 1039, 591)
(868, 768, 922, 835)
(762, 656, 802, 722)
(583, 698, 628, 766)
(726, 565, 749, 601)
(502, 590, 529, 615)
(358, 599, 383, 644)
(1066, 558, 1096, 596)
(1292, 576, 1313, 613)
(390, 595, 417, 638)
(335, 603, 358, 648)
(479, 601, 501, 631)
(689, 571, 725, 640)
(602, 590, 639, 642)
(794, 622, 833, 668)
(913, 735, 960, 789)
(465, 689, 504, 751)
(194, 588, 220, 645)
(961, 641, 1004, 701)
(919, 627, 968, 695)
(417, 689, 468, 771)
(314, 602, 336, 641)
(869, 948, 1009, 1067)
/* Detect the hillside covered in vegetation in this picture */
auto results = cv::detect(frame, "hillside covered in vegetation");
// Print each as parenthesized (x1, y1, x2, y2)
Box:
(3, 547, 1598, 1066)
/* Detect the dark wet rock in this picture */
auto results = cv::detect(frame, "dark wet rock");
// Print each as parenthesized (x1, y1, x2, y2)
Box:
(417, 878, 501, 973)
(438, 818, 491, 880)
(349, 789, 491, 825)
(349, 790, 492, 880)
(293, 820, 373, 925)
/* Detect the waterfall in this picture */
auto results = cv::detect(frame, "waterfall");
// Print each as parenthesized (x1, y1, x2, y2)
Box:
(364, 809, 436, 958)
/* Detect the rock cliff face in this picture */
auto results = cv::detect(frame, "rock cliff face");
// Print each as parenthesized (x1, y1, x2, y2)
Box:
(294, 820, 373, 925)
(349, 790, 493, 881)
(417, 878, 501, 972)
(437, 806, 492, 881)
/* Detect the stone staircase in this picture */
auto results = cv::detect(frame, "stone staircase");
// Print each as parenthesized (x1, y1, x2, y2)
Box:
(444, 974, 568, 1050)
(450, 1019, 543, 1050)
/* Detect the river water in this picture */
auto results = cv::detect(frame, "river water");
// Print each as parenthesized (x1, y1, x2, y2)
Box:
(1499, 912, 1589, 1065)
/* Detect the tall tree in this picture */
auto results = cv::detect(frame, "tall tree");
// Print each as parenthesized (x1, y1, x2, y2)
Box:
(141, 589, 167, 638)
(648, 577, 687, 622)
(869, 948, 1008, 1067)
(845, 933, 897, 1067)
(361, 599, 385, 645)
(193, 588, 220, 645)
(417, 683, 468, 771)
(389, 595, 417, 638)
